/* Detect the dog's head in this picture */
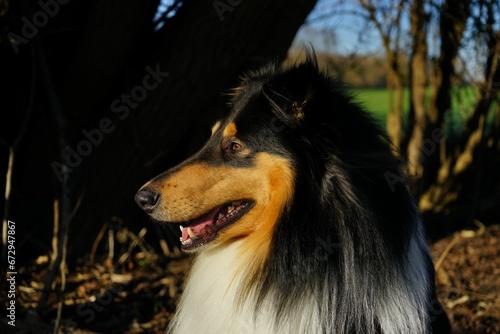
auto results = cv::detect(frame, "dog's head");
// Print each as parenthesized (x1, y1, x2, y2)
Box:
(134, 61, 327, 252)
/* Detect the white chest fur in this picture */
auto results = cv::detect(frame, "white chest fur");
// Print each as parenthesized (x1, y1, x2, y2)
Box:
(167, 232, 430, 334)
(167, 241, 321, 334)
(168, 242, 258, 333)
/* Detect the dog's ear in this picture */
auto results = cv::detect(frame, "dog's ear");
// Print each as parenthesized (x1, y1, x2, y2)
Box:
(262, 59, 322, 127)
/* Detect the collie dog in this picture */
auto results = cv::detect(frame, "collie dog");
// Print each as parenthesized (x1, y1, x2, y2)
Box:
(135, 57, 451, 333)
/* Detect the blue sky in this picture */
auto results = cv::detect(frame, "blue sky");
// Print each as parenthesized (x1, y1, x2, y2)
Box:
(292, 0, 384, 55)
(153, 0, 497, 81)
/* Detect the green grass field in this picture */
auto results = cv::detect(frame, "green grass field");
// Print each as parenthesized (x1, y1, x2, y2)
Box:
(352, 88, 409, 123)
(352, 86, 495, 133)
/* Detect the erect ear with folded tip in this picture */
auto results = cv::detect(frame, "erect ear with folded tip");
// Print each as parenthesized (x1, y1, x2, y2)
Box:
(262, 63, 320, 128)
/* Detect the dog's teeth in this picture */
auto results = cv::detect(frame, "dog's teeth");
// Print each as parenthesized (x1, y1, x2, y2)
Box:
(179, 226, 183, 232)
(187, 228, 197, 238)
(180, 237, 192, 246)
(228, 206, 234, 212)
(218, 213, 224, 219)
(179, 237, 183, 242)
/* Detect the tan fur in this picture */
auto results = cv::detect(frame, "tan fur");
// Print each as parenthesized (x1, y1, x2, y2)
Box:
(226, 85, 245, 98)
(223, 122, 238, 138)
(146, 153, 295, 275)
(211, 121, 221, 135)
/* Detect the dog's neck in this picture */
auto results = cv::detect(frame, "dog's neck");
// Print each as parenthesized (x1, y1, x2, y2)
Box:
(168, 229, 431, 334)
(167, 240, 317, 334)
(168, 241, 258, 333)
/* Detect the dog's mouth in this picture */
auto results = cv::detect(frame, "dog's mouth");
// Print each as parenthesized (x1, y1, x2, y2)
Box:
(178, 200, 254, 250)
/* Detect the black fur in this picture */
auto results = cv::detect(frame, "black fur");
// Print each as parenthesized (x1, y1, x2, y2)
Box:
(226, 57, 451, 333)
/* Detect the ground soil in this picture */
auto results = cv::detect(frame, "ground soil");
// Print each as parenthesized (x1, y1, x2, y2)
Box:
(1, 224, 499, 333)
(432, 224, 500, 334)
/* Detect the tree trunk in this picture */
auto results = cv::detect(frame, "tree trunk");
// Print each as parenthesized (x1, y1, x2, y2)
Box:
(406, 0, 428, 188)
(358, 0, 406, 148)
(386, 56, 404, 148)
(422, 0, 470, 193)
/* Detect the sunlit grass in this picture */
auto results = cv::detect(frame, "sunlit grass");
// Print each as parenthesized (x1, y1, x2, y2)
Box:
(352, 86, 497, 135)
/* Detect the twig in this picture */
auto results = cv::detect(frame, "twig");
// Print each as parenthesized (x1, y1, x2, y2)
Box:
(89, 223, 108, 265)
(1, 149, 14, 260)
(434, 234, 460, 272)
(128, 228, 149, 253)
(439, 287, 499, 302)
(435, 219, 485, 272)
(2, 42, 36, 260)
(51, 199, 59, 265)
(118, 228, 151, 264)
(108, 228, 115, 262)
(53, 201, 69, 334)
(50, 193, 82, 333)
(154, 223, 174, 256)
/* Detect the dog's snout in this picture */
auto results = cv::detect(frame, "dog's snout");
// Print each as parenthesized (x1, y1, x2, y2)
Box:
(135, 188, 160, 213)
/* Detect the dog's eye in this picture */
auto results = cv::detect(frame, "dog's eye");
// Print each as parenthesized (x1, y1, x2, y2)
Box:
(224, 141, 245, 153)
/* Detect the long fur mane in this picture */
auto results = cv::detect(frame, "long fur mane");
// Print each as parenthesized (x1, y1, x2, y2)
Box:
(168, 58, 438, 334)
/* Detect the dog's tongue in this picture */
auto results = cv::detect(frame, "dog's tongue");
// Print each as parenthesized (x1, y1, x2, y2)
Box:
(182, 206, 220, 240)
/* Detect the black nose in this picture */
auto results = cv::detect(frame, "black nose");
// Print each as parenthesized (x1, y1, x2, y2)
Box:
(135, 188, 159, 213)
